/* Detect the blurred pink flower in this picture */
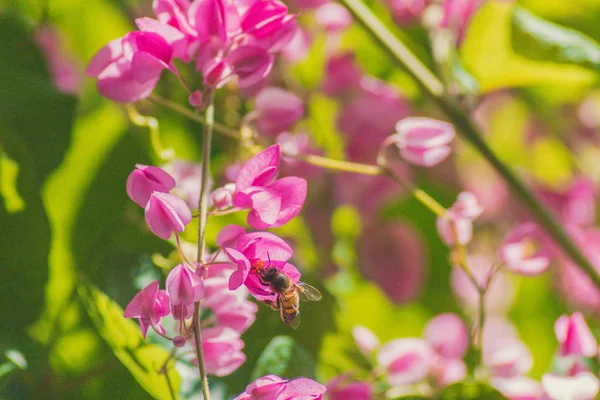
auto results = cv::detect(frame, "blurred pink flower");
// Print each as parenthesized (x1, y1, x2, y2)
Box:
(166, 160, 212, 208)
(233, 144, 307, 229)
(198, 326, 246, 377)
(452, 256, 515, 315)
(314, 3, 352, 33)
(35, 26, 81, 94)
(255, 87, 304, 136)
(386, 0, 430, 26)
(322, 52, 363, 97)
(482, 317, 533, 378)
(126, 164, 176, 207)
(491, 377, 543, 400)
(424, 313, 469, 358)
(430, 356, 467, 387)
(439, 0, 482, 43)
(377, 338, 434, 386)
(124, 281, 170, 338)
(498, 222, 552, 276)
(437, 191, 482, 246)
(281, 28, 311, 63)
(166, 264, 204, 320)
(537, 178, 597, 228)
(326, 375, 371, 400)
(542, 372, 600, 400)
(144, 192, 192, 240)
(234, 375, 326, 399)
(211, 183, 236, 210)
(391, 117, 456, 167)
(555, 313, 597, 358)
(352, 325, 380, 355)
(358, 221, 425, 303)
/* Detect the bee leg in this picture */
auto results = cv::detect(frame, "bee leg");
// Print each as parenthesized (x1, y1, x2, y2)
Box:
(263, 299, 279, 311)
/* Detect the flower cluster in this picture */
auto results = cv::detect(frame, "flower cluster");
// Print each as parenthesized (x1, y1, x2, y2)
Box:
(86, 0, 297, 102)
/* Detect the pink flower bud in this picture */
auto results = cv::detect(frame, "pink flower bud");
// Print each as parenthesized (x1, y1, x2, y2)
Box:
(124, 281, 170, 338)
(227, 46, 274, 89)
(322, 53, 363, 97)
(145, 192, 192, 240)
(377, 338, 434, 386)
(424, 313, 469, 358)
(498, 222, 552, 276)
(126, 164, 176, 207)
(188, 90, 203, 107)
(255, 87, 304, 136)
(173, 335, 187, 347)
(437, 212, 473, 246)
(211, 183, 236, 210)
(440, 0, 482, 43)
(166, 264, 205, 320)
(542, 372, 600, 400)
(352, 325, 380, 355)
(555, 313, 597, 358)
(392, 117, 455, 167)
(491, 377, 543, 400)
(452, 191, 483, 219)
(314, 3, 352, 33)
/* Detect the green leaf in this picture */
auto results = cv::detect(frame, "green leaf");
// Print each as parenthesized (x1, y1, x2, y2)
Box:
(78, 282, 181, 400)
(251, 336, 315, 381)
(460, 2, 598, 92)
(512, 6, 600, 70)
(305, 95, 345, 159)
(436, 381, 507, 400)
(0, 13, 76, 338)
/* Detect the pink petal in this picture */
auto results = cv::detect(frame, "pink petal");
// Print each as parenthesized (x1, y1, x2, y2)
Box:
(226, 45, 274, 88)
(235, 144, 281, 191)
(96, 58, 160, 103)
(424, 313, 469, 358)
(238, 231, 293, 262)
(400, 145, 452, 167)
(235, 187, 282, 228)
(267, 176, 307, 227)
(352, 325, 380, 355)
(85, 36, 124, 77)
(395, 117, 455, 148)
(224, 248, 252, 290)
(216, 224, 247, 248)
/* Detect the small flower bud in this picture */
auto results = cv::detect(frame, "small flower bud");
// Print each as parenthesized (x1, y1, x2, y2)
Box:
(126, 164, 176, 207)
(211, 183, 236, 210)
(392, 117, 455, 167)
(555, 313, 597, 358)
(145, 192, 192, 240)
(173, 335, 187, 347)
(352, 325, 380, 355)
(188, 90, 203, 108)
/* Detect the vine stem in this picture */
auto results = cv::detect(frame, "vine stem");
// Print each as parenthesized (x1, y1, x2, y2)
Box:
(192, 96, 214, 400)
(338, 0, 600, 290)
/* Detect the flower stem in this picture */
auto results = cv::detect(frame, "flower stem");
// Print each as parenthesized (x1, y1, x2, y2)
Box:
(192, 96, 215, 400)
(339, 0, 600, 290)
(125, 104, 171, 161)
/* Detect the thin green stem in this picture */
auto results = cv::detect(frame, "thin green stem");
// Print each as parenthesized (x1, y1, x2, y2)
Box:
(160, 348, 178, 400)
(339, 0, 600, 291)
(125, 104, 171, 161)
(192, 97, 215, 400)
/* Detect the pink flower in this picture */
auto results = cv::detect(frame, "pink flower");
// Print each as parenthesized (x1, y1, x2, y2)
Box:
(86, 30, 177, 102)
(203, 274, 258, 333)
(439, 0, 482, 43)
(352, 325, 380, 355)
(537, 178, 597, 228)
(226, 46, 275, 89)
(216, 224, 247, 248)
(491, 377, 543, 400)
(392, 117, 456, 167)
(386, 0, 430, 26)
(35, 26, 81, 94)
(555, 313, 597, 358)
(211, 183, 236, 210)
(166, 160, 212, 208)
(482, 318, 533, 378)
(255, 87, 304, 136)
(234, 375, 326, 400)
(166, 264, 204, 320)
(542, 372, 600, 400)
(326, 375, 371, 400)
(124, 281, 170, 338)
(437, 191, 482, 246)
(200, 326, 246, 376)
(430, 357, 467, 387)
(222, 230, 300, 302)
(234, 144, 307, 229)
(145, 192, 192, 240)
(498, 222, 552, 276)
(126, 164, 176, 207)
(424, 313, 469, 358)
(322, 52, 363, 97)
(281, 28, 310, 63)
(314, 3, 352, 33)
(377, 338, 434, 386)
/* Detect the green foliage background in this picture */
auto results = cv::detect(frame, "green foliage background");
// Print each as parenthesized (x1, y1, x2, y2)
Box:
(1, 0, 600, 398)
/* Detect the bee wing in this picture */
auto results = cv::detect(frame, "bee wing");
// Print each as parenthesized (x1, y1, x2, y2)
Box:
(296, 282, 322, 302)
(288, 312, 300, 330)
(278, 298, 301, 330)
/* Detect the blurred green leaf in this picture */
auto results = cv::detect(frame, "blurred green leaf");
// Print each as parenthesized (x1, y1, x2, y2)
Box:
(461, 2, 598, 92)
(512, 6, 600, 70)
(436, 381, 507, 400)
(0, 13, 76, 339)
(78, 282, 181, 400)
(331, 205, 362, 239)
(0, 154, 25, 213)
(528, 137, 573, 187)
(290, 36, 326, 90)
(251, 336, 315, 380)
(306, 95, 345, 159)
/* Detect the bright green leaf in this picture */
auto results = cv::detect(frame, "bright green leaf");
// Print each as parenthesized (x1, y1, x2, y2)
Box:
(78, 282, 181, 400)
(0, 154, 25, 214)
(528, 137, 573, 188)
(251, 336, 315, 381)
(436, 381, 507, 400)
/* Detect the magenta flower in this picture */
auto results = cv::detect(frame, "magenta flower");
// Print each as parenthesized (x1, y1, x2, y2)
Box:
(86, 30, 177, 102)
(211, 183, 236, 210)
(392, 117, 456, 167)
(555, 313, 597, 358)
(326, 375, 371, 400)
(439, 0, 482, 43)
(233, 144, 307, 229)
(145, 192, 192, 240)
(314, 3, 352, 33)
(126, 164, 176, 207)
(322, 52, 363, 97)
(166, 264, 205, 320)
(498, 222, 552, 276)
(234, 375, 326, 400)
(222, 230, 300, 301)
(199, 326, 247, 377)
(255, 87, 304, 136)
(542, 372, 600, 400)
(352, 325, 380, 356)
(424, 313, 469, 359)
(377, 338, 434, 386)
(123, 281, 170, 338)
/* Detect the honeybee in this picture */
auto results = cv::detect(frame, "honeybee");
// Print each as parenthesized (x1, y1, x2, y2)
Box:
(258, 266, 322, 329)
